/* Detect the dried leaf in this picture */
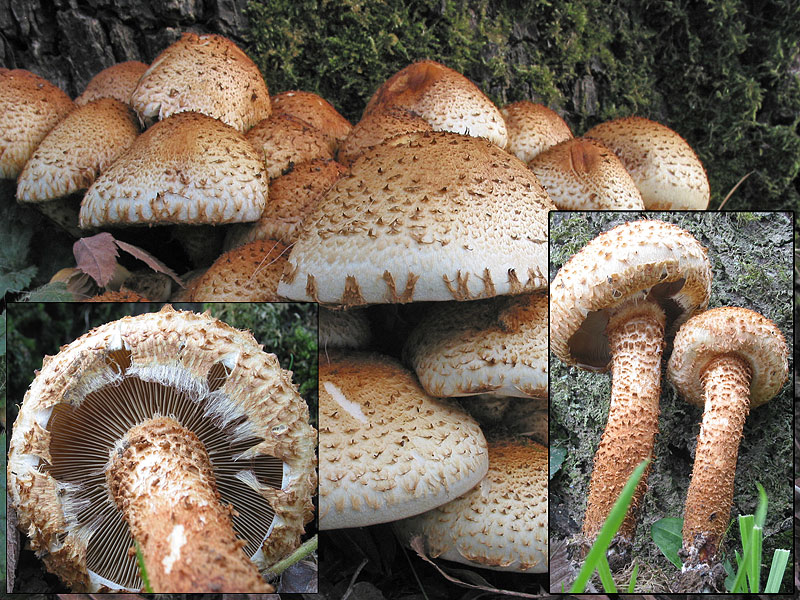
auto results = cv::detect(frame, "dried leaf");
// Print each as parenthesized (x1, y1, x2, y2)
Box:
(115, 240, 185, 288)
(74, 233, 120, 287)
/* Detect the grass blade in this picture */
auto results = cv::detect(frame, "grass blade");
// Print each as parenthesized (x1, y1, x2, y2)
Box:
(747, 525, 761, 592)
(596, 554, 617, 593)
(754, 482, 767, 528)
(764, 549, 789, 593)
(627, 563, 639, 593)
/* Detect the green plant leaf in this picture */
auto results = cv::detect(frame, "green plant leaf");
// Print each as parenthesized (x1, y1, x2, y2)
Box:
(651, 517, 683, 568)
(764, 549, 789, 593)
(754, 482, 767, 528)
(0, 265, 37, 298)
(627, 563, 639, 593)
(596, 554, 617, 593)
(549, 446, 567, 479)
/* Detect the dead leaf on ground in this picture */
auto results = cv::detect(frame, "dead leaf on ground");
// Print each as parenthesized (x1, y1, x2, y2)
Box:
(73, 233, 119, 287)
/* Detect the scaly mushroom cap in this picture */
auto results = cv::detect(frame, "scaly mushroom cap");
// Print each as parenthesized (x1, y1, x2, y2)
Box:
(319, 351, 489, 529)
(17, 98, 140, 203)
(130, 33, 271, 132)
(271, 90, 352, 147)
(79, 111, 267, 227)
(246, 114, 338, 179)
(404, 293, 548, 398)
(7, 305, 316, 591)
(668, 306, 789, 409)
(338, 106, 433, 165)
(500, 101, 573, 163)
(527, 137, 644, 210)
(363, 60, 507, 148)
(75, 61, 149, 106)
(225, 158, 348, 250)
(550, 219, 711, 370)
(584, 116, 710, 210)
(319, 307, 372, 350)
(0, 69, 74, 178)
(86, 289, 149, 302)
(191, 239, 290, 301)
(394, 439, 547, 572)
(278, 131, 554, 306)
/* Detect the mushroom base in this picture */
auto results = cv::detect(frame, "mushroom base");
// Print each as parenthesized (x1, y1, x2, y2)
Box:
(106, 416, 272, 592)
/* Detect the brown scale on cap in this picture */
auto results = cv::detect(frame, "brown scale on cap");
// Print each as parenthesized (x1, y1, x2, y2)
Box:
(75, 61, 149, 106)
(500, 100, 573, 163)
(550, 219, 711, 550)
(80, 111, 267, 228)
(668, 307, 788, 567)
(191, 239, 290, 301)
(338, 106, 433, 165)
(0, 69, 75, 179)
(131, 33, 271, 132)
(271, 90, 352, 148)
(278, 131, 554, 306)
(528, 137, 644, 210)
(363, 60, 507, 148)
(246, 113, 338, 179)
(585, 116, 710, 210)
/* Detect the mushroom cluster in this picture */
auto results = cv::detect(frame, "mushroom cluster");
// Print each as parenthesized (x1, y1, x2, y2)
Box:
(549, 212, 791, 591)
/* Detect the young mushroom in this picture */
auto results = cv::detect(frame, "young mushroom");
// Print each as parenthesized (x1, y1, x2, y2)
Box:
(550, 219, 711, 552)
(7, 306, 316, 592)
(667, 306, 789, 568)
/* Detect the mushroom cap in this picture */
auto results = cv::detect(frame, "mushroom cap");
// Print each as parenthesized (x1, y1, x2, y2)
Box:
(86, 289, 149, 302)
(246, 113, 338, 179)
(338, 106, 433, 165)
(0, 69, 75, 179)
(17, 98, 140, 203)
(584, 116, 710, 210)
(191, 239, 290, 301)
(277, 131, 554, 306)
(7, 305, 316, 591)
(363, 60, 507, 148)
(319, 307, 372, 350)
(130, 33, 271, 132)
(271, 90, 352, 146)
(527, 137, 644, 210)
(79, 111, 268, 227)
(319, 351, 489, 530)
(75, 61, 149, 106)
(500, 100, 573, 163)
(404, 293, 548, 398)
(550, 219, 711, 370)
(668, 306, 789, 408)
(394, 439, 547, 572)
(224, 158, 348, 249)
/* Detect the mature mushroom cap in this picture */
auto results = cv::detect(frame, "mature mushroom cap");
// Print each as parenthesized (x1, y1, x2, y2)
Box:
(130, 33, 271, 132)
(17, 98, 140, 203)
(86, 289, 149, 302)
(278, 131, 554, 306)
(404, 293, 548, 398)
(0, 69, 75, 179)
(271, 90, 352, 146)
(319, 307, 372, 350)
(338, 106, 433, 165)
(584, 116, 710, 210)
(363, 60, 507, 148)
(394, 439, 548, 572)
(7, 305, 316, 591)
(668, 306, 789, 409)
(500, 100, 573, 163)
(550, 219, 711, 370)
(75, 61, 149, 106)
(246, 114, 337, 179)
(79, 111, 267, 227)
(527, 137, 644, 210)
(319, 351, 489, 530)
(225, 158, 348, 250)
(191, 239, 290, 301)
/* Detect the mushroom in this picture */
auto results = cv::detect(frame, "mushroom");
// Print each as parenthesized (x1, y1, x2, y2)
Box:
(277, 131, 554, 306)
(394, 438, 548, 573)
(584, 116, 710, 210)
(7, 306, 316, 591)
(0, 69, 74, 179)
(270, 90, 353, 149)
(550, 219, 712, 549)
(667, 306, 789, 566)
(319, 307, 372, 351)
(527, 137, 645, 210)
(337, 106, 433, 165)
(130, 33, 271, 132)
(403, 293, 548, 398)
(362, 60, 508, 148)
(500, 100, 573, 163)
(319, 351, 488, 530)
(75, 61, 149, 107)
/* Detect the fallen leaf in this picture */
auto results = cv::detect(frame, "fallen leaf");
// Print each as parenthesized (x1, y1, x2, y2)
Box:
(74, 233, 120, 287)
(116, 240, 185, 287)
